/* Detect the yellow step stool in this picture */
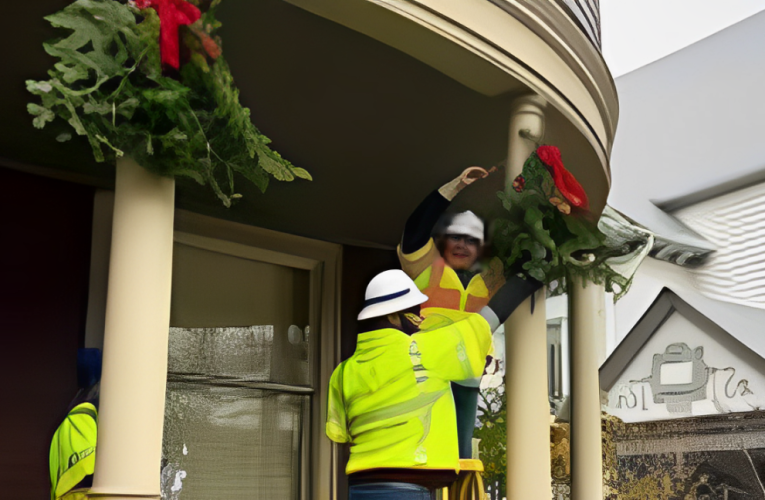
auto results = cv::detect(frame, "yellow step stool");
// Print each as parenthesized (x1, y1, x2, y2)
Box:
(444, 459, 486, 500)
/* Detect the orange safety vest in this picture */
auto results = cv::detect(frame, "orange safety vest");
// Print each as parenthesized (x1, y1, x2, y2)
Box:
(416, 257, 491, 313)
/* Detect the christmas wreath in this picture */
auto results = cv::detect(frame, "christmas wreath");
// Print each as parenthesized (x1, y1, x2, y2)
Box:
(27, 0, 309, 206)
(493, 145, 651, 299)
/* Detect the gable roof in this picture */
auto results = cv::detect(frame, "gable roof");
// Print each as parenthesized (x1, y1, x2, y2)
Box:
(608, 10, 765, 246)
(600, 288, 764, 391)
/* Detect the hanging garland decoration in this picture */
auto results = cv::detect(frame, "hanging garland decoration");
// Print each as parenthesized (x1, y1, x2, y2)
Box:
(492, 145, 652, 300)
(27, 0, 310, 206)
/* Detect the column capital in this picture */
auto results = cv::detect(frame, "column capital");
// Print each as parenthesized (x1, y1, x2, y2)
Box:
(510, 93, 548, 114)
(506, 94, 548, 191)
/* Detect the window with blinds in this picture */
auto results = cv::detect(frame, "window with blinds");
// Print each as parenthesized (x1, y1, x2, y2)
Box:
(161, 240, 314, 500)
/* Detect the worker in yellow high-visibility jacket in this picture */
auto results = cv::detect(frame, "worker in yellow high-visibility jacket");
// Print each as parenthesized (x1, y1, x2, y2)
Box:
(398, 166, 537, 459)
(50, 349, 101, 500)
(326, 269, 539, 499)
(49, 403, 98, 500)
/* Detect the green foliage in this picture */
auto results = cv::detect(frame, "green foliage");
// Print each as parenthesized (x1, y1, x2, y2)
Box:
(492, 153, 634, 299)
(27, 0, 309, 206)
(475, 387, 506, 500)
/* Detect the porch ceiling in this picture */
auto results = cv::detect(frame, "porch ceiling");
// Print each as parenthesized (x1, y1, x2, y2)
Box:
(2, 0, 608, 249)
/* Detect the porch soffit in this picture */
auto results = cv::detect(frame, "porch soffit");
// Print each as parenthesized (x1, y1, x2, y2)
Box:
(283, 0, 618, 171)
(2, 0, 613, 249)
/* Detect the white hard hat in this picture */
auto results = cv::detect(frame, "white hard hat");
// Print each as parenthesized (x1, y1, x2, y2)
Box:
(445, 211, 484, 244)
(357, 270, 429, 321)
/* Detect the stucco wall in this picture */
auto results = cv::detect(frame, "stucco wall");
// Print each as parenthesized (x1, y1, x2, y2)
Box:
(608, 11, 765, 239)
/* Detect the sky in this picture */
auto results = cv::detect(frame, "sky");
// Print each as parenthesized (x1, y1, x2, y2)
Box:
(600, 0, 765, 77)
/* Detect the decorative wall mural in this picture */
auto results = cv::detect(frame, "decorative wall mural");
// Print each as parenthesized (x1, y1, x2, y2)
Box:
(605, 411, 765, 500)
(599, 291, 765, 497)
(610, 342, 757, 418)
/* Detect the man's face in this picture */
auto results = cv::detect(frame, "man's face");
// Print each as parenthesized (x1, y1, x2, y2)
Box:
(443, 234, 481, 270)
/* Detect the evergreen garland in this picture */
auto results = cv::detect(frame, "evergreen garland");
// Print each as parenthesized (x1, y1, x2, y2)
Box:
(492, 147, 650, 300)
(27, 0, 310, 206)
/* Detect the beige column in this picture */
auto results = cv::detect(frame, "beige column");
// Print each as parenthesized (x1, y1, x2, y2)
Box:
(89, 157, 176, 500)
(569, 277, 606, 500)
(504, 95, 552, 500)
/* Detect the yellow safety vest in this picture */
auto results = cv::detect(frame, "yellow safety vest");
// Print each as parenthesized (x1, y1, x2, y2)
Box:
(416, 257, 490, 312)
(326, 310, 492, 474)
(49, 403, 98, 500)
(399, 239, 505, 314)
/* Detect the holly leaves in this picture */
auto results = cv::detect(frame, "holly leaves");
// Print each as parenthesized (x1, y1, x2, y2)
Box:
(28, 103, 55, 129)
(27, 0, 309, 206)
(43, 0, 136, 87)
(492, 151, 641, 299)
(493, 152, 601, 294)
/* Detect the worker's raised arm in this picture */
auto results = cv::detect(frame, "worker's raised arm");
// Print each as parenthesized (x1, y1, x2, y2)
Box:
(413, 313, 493, 382)
(400, 190, 450, 255)
(413, 274, 542, 381)
(399, 167, 489, 277)
(477, 274, 543, 330)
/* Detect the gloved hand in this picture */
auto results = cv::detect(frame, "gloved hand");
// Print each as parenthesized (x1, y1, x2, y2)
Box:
(438, 166, 491, 201)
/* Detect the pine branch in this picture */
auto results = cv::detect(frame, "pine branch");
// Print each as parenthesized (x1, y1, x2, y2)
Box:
(27, 0, 309, 206)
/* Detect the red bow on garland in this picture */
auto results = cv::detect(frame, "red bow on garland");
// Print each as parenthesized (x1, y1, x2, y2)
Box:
(536, 145, 589, 211)
(135, 0, 201, 70)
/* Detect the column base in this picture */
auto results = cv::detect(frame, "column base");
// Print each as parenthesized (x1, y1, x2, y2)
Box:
(88, 492, 160, 500)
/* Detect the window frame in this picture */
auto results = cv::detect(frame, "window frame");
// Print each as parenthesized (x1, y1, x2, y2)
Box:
(174, 209, 342, 500)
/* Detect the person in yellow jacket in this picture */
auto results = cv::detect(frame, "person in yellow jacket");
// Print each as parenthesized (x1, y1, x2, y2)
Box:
(326, 269, 539, 499)
(50, 403, 98, 500)
(398, 166, 538, 459)
(399, 167, 503, 316)
(50, 349, 101, 500)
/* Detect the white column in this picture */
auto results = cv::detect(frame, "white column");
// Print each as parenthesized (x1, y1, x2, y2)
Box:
(89, 157, 175, 499)
(569, 277, 606, 500)
(504, 95, 552, 500)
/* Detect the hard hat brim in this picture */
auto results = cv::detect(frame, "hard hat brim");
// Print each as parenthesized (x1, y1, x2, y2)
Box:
(357, 289, 429, 321)
(444, 224, 484, 244)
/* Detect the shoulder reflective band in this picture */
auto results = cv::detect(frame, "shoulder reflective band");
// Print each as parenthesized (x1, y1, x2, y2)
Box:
(363, 288, 410, 308)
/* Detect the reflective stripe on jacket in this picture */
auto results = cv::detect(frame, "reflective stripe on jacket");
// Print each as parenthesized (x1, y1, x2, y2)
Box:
(417, 256, 489, 312)
(398, 239, 505, 314)
(326, 311, 492, 474)
(50, 403, 98, 500)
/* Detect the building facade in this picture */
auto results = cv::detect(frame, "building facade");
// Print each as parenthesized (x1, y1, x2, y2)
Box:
(1, 1, 619, 498)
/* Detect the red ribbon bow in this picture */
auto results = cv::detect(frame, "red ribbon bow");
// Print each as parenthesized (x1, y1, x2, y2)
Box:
(536, 145, 589, 210)
(136, 0, 201, 70)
